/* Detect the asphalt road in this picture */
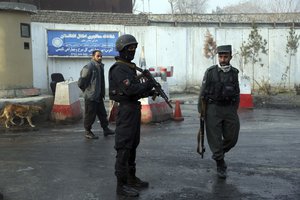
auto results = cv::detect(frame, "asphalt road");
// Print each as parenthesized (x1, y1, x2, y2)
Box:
(0, 104, 299, 200)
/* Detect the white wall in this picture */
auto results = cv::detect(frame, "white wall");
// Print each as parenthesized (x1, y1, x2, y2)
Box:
(31, 22, 300, 94)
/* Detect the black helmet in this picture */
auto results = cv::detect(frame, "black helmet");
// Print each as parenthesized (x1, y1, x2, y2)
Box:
(115, 34, 138, 51)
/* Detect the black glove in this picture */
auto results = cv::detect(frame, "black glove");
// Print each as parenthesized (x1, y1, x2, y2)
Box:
(142, 69, 151, 76)
(146, 81, 156, 90)
(148, 90, 155, 96)
(149, 90, 159, 96)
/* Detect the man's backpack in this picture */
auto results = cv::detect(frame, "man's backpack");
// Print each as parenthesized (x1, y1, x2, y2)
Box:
(78, 65, 90, 92)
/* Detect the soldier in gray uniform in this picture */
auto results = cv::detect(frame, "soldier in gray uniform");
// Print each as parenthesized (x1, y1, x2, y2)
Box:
(198, 45, 240, 179)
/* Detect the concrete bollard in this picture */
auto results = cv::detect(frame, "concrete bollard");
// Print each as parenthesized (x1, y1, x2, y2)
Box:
(140, 67, 173, 123)
(51, 80, 82, 122)
(239, 76, 254, 109)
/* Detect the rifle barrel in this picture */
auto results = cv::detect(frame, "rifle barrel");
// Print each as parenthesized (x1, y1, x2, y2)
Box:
(135, 66, 172, 109)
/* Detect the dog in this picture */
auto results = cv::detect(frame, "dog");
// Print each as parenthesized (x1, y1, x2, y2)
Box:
(0, 104, 43, 128)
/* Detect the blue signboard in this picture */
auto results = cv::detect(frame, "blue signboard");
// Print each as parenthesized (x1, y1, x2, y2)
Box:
(47, 30, 119, 57)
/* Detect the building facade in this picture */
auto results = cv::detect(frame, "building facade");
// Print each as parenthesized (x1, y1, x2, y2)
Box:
(31, 11, 300, 94)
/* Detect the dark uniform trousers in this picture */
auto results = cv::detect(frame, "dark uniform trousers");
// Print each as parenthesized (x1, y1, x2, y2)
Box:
(115, 101, 141, 183)
(206, 103, 240, 161)
(84, 99, 108, 131)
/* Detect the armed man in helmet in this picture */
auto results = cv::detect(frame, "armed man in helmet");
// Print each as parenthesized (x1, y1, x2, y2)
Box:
(109, 34, 156, 197)
(198, 45, 240, 179)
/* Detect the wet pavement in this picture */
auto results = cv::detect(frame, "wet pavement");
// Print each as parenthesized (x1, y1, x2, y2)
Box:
(0, 102, 300, 200)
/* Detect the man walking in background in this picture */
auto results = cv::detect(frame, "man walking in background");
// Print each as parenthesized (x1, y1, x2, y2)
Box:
(78, 50, 115, 139)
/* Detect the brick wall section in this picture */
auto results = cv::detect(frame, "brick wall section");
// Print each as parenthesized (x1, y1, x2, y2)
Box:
(31, 10, 300, 26)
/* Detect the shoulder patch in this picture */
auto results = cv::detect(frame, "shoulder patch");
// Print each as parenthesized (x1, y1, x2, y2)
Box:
(123, 79, 130, 86)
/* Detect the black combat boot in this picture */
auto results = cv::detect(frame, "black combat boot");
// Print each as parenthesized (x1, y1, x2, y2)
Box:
(128, 175, 149, 189)
(85, 131, 99, 139)
(103, 127, 115, 136)
(116, 178, 139, 197)
(216, 159, 227, 179)
(128, 168, 149, 189)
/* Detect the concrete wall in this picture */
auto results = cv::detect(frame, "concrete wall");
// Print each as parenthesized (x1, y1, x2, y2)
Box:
(0, 11, 33, 90)
(31, 22, 300, 93)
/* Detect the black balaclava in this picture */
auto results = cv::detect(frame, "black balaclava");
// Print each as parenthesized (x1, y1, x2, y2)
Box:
(119, 45, 136, 61)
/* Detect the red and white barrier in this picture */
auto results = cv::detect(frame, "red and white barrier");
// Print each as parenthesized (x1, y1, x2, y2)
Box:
(239, 76, 254, 109)
(140, 67, 173, 123)
(51, 80, 82, 121)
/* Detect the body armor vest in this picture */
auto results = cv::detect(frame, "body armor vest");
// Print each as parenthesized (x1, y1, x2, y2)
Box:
(205, 66, 239, 102)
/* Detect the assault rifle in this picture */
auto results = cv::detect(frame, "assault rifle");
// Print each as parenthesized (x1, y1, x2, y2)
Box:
(197, 98, 206, 158)
(135, 66, 173, 109)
